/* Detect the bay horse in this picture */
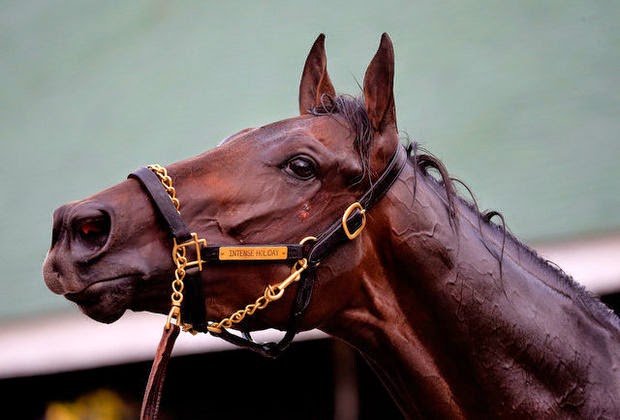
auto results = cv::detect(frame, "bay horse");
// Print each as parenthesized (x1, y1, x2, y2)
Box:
(43, 33, 620, 418)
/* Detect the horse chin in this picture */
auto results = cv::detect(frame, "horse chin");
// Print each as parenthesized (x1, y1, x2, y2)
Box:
(64, 276, 136, 324)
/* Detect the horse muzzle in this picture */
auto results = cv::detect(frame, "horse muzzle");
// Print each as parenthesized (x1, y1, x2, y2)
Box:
(44, 201, 114, 293)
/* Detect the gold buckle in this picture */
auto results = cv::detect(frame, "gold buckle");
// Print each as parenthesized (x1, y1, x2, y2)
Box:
(342, 202, 366, 240)
(173, 233, 207, 271)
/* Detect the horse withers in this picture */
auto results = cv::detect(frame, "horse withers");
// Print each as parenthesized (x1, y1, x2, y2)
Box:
(43, 34, 620, 418)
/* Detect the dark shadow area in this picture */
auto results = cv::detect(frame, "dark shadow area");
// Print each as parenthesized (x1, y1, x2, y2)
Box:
(1, 338, 403, 419)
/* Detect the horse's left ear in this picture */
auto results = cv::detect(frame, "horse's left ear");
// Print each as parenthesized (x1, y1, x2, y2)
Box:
(364, 33, 397, 133)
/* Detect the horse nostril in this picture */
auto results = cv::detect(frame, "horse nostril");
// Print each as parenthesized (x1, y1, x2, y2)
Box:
(71, 208, 111, 253)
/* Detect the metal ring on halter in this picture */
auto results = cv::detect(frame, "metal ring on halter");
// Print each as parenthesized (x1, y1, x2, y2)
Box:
(342, 202, 366, 240)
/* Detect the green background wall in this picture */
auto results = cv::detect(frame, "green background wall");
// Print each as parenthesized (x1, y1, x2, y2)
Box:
(2, 1, 619, 319)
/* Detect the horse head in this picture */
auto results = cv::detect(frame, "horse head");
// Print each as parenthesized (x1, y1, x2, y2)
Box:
(43, 33, 400, 334)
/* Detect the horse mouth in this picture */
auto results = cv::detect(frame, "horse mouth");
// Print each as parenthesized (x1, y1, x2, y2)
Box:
(64, 275, 137, 323)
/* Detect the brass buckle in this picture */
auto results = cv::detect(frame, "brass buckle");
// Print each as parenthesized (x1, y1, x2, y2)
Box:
(172, 233, 207, 271)
(342, 202, 366, 240)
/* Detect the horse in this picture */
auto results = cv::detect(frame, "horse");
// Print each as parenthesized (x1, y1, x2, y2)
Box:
(43, 33, 620, 419)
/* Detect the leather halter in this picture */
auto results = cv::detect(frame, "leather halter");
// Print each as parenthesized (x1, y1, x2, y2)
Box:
(129, 145, 407, 418)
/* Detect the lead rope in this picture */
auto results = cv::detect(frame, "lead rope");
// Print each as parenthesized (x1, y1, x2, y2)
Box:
(140, 164, 194, 420)
(140, 323, 179, 420)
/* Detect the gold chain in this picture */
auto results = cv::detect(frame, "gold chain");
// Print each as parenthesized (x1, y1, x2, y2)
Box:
(207, 258, 308, 333)
(147, 164, 180, 211)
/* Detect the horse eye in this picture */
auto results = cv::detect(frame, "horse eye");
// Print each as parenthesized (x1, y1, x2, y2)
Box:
(284, 156, 317, 180)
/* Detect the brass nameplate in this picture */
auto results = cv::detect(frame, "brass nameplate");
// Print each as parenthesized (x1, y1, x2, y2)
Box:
(218, 246, 288, 261)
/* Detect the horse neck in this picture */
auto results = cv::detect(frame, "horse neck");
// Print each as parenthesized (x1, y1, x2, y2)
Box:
(321, 159, 620, 418)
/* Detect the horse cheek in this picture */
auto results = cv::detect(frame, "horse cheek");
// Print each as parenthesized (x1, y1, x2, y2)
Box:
(297, 202, 311, 222)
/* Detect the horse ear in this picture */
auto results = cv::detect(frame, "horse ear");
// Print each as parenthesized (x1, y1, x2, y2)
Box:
(363, 33, 397, 133)
(299, 34, 336, 115)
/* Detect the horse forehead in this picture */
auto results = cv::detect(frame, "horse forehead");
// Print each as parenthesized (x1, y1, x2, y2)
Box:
(252, 115, 352, 145)
(217, 119, 318, 149)
(218, 127, 258, 146)
(213, 115, 355, 163)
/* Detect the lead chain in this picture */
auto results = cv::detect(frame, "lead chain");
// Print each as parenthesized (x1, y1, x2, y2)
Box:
(207, 258, 308, 333)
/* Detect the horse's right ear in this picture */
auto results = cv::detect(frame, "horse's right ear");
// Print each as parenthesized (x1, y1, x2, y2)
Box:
(299, 34, 336, 115)
(363, 33, 397, 133)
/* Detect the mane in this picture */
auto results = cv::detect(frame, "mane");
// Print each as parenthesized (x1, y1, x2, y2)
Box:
(311, 94, 619, 327)
(409, 144, 619, 327)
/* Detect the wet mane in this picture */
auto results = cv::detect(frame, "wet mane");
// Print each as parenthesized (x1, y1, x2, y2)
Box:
(312, 94, 618, 327)
(411, 145, 618, 326)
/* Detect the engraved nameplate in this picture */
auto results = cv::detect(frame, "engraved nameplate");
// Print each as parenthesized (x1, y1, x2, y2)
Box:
(218, 246, 289, 261)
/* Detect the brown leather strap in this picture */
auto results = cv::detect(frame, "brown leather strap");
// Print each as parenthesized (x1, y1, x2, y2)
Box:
(140, 324, 180, 420)
(128, 168, 192, 242)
